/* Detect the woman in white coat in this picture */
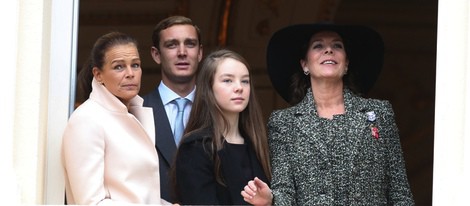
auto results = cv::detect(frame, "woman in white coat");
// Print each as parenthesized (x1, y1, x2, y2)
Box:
(62, 31, 170, 205)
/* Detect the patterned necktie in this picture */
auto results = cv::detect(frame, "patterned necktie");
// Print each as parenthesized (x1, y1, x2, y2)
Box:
(173, 98, 188, 146)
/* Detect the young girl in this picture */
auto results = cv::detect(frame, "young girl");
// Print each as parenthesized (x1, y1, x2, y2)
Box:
(172, 49, 271, 205)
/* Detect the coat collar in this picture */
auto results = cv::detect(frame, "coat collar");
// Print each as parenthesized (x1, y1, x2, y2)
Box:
(290, 88, 374, 157)
(293, 88, 369, 117)
(89, 78, 155, 145)
(89, 77, 144, 113)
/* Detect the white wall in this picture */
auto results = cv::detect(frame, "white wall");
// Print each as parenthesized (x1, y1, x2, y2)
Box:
(44, 0, 78, 204)
(433, 0, 470, 205)
(0, 0, 21, 203)
(0, 0, 76, 204)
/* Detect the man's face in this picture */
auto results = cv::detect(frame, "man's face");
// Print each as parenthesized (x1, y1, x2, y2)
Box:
(151, 24, 203, 84)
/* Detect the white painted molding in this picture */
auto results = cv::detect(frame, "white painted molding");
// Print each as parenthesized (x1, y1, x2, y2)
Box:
(44, 0, 78, 204)
(433, 0, 470, 205)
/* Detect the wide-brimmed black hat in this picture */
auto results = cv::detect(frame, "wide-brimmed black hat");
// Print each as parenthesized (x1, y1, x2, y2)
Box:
(267, 23, 384, 103)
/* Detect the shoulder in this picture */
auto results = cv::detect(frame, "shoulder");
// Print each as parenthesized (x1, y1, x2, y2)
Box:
(360, 97, 395, 116)
(267, 105, 305, 143)
(62, 101, 107, 146)
(268, 101, 310, 132)
(67, 100, 103, 125)
(182, 128, 212, 143)
(270, 92, 313, 121)
(354, 96, 398, 131)
(176, 129, 214, 164)
(269, 105, 300, 122)
(142, 89, 160, 106)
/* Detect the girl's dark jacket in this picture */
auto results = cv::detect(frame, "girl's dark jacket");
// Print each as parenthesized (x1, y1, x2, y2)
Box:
(174, 128, 269, 205)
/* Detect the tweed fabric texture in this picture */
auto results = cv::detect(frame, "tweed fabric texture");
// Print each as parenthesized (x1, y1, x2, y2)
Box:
(268, 88, 414, 206)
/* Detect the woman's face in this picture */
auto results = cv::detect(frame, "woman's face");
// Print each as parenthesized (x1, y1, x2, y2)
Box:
(93, 43, 142, 106)
(212, 58, 250, 117)
(301, 31, 349, 81)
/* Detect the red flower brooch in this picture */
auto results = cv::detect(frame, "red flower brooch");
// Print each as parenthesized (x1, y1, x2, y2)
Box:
(366, 111, 379, 139)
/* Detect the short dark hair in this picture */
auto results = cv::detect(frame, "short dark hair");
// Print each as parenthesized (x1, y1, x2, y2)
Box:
(151, 15, 202, 49)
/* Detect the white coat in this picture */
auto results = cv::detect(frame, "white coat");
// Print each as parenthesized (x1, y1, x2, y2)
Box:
(62, 78, 169, 205)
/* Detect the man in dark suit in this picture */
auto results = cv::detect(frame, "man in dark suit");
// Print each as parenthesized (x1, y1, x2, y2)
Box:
(143, 15, 203, 202)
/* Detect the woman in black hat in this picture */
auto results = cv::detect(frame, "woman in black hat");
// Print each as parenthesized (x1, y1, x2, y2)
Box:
(241, 24, 414, 205)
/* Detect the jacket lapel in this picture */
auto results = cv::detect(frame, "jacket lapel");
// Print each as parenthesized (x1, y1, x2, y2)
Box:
(343, 90, 376, 163)
(129, 98, 156, 146)
(291, 89, 372, 157)
(143, 89, 177, 166)
(292, 91, 330, 156)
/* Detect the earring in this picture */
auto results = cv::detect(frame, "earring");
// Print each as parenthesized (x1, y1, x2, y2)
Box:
(303, 68, 310, 76)
(344, 67, 348, 75)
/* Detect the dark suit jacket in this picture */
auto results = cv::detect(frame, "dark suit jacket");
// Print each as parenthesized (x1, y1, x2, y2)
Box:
(268, 88, 414, 206)
(143, 89, 177, 202)
(174, 128, 269, 205)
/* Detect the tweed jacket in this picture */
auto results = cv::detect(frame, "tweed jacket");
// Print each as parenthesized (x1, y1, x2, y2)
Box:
(62, 78, 168, 205)
(174, 128, 269, 205)
(268, 88, 414, 206)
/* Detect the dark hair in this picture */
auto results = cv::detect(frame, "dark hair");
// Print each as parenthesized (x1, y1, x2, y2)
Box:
(151, 15, 202, 49)
(289, 31, 360, 105)
(77, 31, 138, 101)
(179, 49, 271, 185)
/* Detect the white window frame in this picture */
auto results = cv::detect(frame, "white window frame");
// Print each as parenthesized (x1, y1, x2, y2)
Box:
(45, 0, 79, 204)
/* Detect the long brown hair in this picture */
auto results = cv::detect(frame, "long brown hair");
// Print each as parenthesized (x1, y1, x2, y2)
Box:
(184, 49, 272, 185)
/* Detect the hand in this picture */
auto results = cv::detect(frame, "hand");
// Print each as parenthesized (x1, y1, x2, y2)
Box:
(241, 177, 273, 206)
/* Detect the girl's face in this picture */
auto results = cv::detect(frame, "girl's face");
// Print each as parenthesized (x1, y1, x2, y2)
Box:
(212, 58, 250, 116)
(93, 43, 142, 106)
(301, 31, 349, 81)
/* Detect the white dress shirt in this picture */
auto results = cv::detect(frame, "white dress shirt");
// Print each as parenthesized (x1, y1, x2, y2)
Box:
(158, 81, 195, 134)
